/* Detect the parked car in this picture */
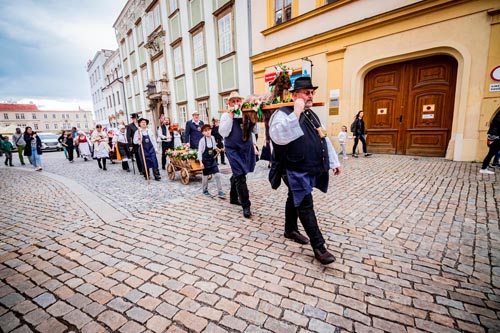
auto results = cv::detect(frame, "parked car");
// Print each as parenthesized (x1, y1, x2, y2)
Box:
(38, 133, 62, 151)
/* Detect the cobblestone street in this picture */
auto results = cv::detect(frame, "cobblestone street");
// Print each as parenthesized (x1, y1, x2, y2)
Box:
(0, 152, 499, 333)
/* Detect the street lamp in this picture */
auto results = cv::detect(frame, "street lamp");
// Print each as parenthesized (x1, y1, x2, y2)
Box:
(147, 81, 156, 96)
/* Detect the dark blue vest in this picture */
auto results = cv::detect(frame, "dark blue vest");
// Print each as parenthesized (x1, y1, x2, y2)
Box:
(272, 107, 329, 173)
(224, 118, 252, 150)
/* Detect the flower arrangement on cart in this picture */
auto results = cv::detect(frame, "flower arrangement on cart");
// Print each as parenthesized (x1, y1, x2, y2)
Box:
(165, 146, 202, 185)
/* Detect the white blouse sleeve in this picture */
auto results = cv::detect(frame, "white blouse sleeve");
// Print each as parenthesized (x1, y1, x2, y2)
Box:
(269, 110, 304, 145)
(219, 113, 233, 138)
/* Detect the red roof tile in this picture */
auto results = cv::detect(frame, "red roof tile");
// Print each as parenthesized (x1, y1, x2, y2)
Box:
(0, 104, 39, 111)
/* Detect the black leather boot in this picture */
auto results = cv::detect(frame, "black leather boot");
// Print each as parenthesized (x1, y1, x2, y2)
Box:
(153, 168, 161, 181)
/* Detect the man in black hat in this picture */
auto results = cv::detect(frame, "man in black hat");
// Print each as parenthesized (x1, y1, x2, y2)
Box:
(269, 76, 341, 265)
(127, 113, 143, 174)
(133, 117, 161, 181)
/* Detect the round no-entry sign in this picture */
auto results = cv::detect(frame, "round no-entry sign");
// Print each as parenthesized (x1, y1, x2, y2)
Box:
(491, 65, 500, 81)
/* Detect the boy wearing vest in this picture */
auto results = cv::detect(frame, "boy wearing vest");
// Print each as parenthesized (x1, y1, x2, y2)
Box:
(198, 124, 225, 198)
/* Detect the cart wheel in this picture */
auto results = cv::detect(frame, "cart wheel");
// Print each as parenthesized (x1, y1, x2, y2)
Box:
(208, 174, 212, 180)
(180, 168, 190, 185)
(167, 163, 175, 180)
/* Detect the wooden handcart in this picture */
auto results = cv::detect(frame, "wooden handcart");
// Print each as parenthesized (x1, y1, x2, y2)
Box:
(166, 155, 201, 185)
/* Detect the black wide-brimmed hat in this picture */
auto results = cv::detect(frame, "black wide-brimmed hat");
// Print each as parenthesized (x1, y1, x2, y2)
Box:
(138, 117, 149, 125)
(131, 113, 139, 119)
(290, 76, 318, 92)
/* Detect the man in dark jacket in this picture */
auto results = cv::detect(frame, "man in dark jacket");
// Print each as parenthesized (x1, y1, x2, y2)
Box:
(126, 113, 142, 174)
(480, 111, 500, 174)
(269, 76, 341, 265)
(184, 111, 204, 149)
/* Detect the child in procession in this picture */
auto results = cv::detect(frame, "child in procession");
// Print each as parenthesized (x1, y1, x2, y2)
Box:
(198, 124, 225, 198)
(2, 136, 14, 166)
(113, 125, 131, 172)
(337, 125, 350, 159)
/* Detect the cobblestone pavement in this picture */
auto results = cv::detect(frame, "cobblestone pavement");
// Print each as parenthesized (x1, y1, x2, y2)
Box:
(0, 152, 499, 333)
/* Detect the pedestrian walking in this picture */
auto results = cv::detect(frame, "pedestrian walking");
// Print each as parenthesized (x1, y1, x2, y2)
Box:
(337, 125, 349, 159)
(157, 116, 174, 170)
(62, 132, 75, 162)
(480, 112, 500, 174)
(107, 129, 117, 164)
(25, 131, 43, 171)
(58, 131, 69, 159)
(113, 125, 131, 172)
(198, 124, 225, 198)
(351, 111, 371, 158)
(269, 76, 341, 265)
(71, 127, 80, 158)
(126, 113, 143, 174)
(491, 151, 500, 168)
(133, 118, 161, 181)
(220, 91, 257, 218)
(184, 111, 204, 149)
(76, 131, 91, 161)
(91, 125, 110, 171)
(23, 127, 35, 165)
(2, 136, 14, 166)
(12, 128, 26, 165)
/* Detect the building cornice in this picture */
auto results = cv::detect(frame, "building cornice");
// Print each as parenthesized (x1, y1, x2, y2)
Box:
(251, 0, 471, 63)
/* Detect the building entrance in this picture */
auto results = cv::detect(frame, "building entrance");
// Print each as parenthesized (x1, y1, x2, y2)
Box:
(363, 55, 457, 156)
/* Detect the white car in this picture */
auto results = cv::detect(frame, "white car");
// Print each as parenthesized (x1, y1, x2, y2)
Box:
(38, 132, 63, 151)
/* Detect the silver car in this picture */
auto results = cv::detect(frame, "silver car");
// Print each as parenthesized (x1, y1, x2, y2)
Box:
(38, 133, 62, 151)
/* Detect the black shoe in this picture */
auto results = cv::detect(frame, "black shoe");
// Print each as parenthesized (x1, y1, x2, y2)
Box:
(221, 162, 226, 165)
(9, 164, 14, 167)
(284, 231, 310, 245)
(21, 163, 25, 165)
(352, 154, 359, 158)
(230, 199, 241, 205)
(103, 167, 107, 171)
(126, 169, 131, 172)
(313, 246, 336, 265)
(243, 207, 251, 218)
(364, 153, 372, 157)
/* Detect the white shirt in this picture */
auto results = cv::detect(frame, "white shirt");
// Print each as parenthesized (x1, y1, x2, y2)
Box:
(157, 125, 172, 141)
(197, 136, 216, 161)
(337, 131, 348, 144)
(269, 109, 340, 169)
(133, 128, 158, 152)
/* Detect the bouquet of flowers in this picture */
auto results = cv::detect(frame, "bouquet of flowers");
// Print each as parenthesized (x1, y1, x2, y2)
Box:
(166, 148, 198, 161)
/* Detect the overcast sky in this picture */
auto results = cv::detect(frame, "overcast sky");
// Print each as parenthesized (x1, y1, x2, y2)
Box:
(0, 0, 127, 110)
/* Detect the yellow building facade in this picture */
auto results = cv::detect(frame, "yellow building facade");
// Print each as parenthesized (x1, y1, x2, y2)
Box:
(250, 0, 500, 161)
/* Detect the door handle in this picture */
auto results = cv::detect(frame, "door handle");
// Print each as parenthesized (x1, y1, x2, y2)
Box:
(399, 115, 403, 122)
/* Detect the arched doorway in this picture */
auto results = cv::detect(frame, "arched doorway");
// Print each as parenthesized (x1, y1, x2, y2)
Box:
(363, 55, 457, 156)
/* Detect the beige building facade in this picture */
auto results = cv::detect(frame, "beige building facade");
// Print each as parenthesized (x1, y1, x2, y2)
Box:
(250, 0, 500, 161)
(0, 104, 94, 134)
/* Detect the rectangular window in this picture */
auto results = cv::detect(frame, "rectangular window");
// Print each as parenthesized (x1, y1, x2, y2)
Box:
(34, 123, 38, 130)
(113, 94, 116, 106)
(62, 114, 65, 119)
(133, 73, 139, 95)
(84, 114, 87, 119)
(76, 114, 79, 119)
(136, 22, 144, 45)
(45, 123, 49, 129)
(67, 114, 70, 119)
(127, 33, 134, 55)
(3, 113, 7, 120)
(153, 4, 161, 28)
(32, 113, 36, 119)
(173, 44, 184, 76)
(217, 12, 233, 57)
(15, 113, 20, 119)
(178, 104, 187, 126)
(192, 31, 205, 68)
(85, 123, 88, 129)
(52, 114, 56, 119)
(275, 0, 292, 25)
(44, 114, 47, 119)
(54, 123, 58, 129)
(20, 114, 25, 119)
(169, 0, 178, 13)
(197, 100, 209, 123)
(77, 122, 80, 128)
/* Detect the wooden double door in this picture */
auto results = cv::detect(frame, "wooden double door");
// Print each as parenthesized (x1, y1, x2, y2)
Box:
(363, 55, 457, 156)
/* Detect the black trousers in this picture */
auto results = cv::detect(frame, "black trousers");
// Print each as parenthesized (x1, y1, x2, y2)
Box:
(133, 145, 143, 173)
(352, 135, 367, 154)
(283, 175, 325, 249)
(482, 140, 500, 169)
(230, 175, 250, 208)
(67, 147, 74, 162)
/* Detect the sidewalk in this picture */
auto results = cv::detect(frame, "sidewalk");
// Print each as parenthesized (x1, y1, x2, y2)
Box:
(0, 153, 498, 332)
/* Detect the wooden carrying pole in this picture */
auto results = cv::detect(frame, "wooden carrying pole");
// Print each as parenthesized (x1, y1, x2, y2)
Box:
(218, 102, 325, 113)
(138, 131, 150, 185)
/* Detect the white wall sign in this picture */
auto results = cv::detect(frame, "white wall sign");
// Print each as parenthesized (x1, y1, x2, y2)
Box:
(490, 83, 500, 92)
(422, 114, 435, 119)
(491, 65, 500, 81)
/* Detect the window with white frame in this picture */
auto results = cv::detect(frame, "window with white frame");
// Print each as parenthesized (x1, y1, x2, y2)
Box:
(169, 0, 178, 14)
(133, 73, 139, 95)
(3, 113, 7, 119)
(198, 100, 209, 123)
(141, 66, 149, 90)
(127, 33, 134, 55)
(34, 123, 38, 130)
(136, 22, 144, 45)
(153, 4, 161, 29)
(275, 0, 292, 25)
(32, 113, 36, 119)
(192, 30, 205, 68)
(178, 104, 187, 127)
(20, 114, 25, 119)
(217, 11, 233, 57)
(15, 113, 20, 119)
(173, 44, 184, 76)
(45, 123, 49, 129)
(52, 114, 56, 119)
(44, 114, 47, 119)
(54, 123, 58, 129)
